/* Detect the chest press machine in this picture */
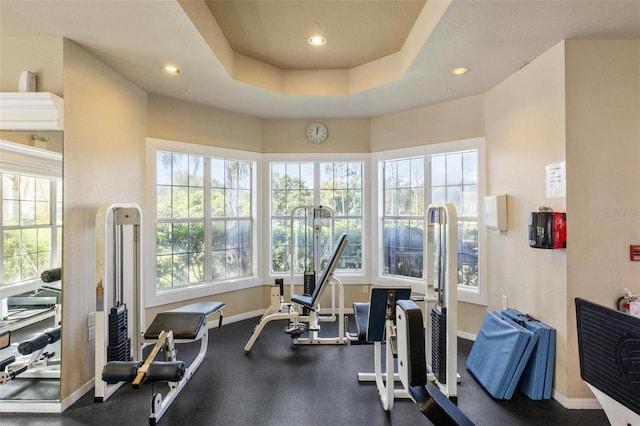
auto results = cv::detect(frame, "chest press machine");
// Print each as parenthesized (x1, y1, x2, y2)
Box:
(244, 230, 348, 352)
(94, 204, 225, 425)
(348, 204, 471, 424)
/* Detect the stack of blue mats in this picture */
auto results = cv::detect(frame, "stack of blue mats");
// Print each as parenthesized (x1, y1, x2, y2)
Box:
(465, 311, 538, 399)
(501, 308, 556, 400)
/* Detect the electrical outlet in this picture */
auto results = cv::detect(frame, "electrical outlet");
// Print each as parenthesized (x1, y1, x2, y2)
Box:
(502, 295, 508, 310)
(87, 311, 95, 327)
(88, 326, 95, 341)
(362, 285, 368, 294)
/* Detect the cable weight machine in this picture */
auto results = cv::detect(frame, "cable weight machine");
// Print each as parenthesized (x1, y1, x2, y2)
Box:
(289, 205, 338, 325)
(425, 203, 459, 401)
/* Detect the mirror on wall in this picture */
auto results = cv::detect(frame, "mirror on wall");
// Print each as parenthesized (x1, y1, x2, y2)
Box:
(0, 130, 62, 402)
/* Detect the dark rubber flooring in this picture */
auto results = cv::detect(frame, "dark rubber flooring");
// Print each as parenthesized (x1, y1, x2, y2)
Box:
(0, 316, 608, 425)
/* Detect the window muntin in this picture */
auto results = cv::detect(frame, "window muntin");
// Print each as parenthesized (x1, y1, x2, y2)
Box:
(381, 149, 479, 290)
(431, 150, 479, 288)
(2, 173, 61, 285)
(270, 161, 363, 275)
(155, 151, 253, 290)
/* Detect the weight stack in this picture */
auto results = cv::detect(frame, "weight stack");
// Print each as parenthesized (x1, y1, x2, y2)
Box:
(303, 271, 315, 316)
(431, 306, 447, 384)
(108, 305, 131, 361)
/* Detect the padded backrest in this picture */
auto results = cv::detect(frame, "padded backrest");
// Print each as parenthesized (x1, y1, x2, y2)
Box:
(576, 298, 640, 415)
(309, 233, 348, 304)
(366, 287, 412, 342)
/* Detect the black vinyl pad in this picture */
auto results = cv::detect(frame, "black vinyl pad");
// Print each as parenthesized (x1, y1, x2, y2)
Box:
(144, 312, 206, 340)
(410, 382, 475, 426)
(576, 298, 640, 415)
(352, 302, 370, 343)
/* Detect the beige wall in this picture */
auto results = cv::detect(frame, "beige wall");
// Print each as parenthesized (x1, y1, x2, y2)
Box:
(564, 39, 640, 399)
(61, 39, 148, 400)
(484, 41, 569, 397)
(263, 118, 370, 153)
(370, 94, 484, 151)
(0, 36, 63, 95)
(147, 94, 262, 152)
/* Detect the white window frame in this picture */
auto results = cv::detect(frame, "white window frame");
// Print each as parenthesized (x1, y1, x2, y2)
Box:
(262, 153, 370, 285)
(0, 140, 62, 299)
(145, 137, 262, 308)
(371, 137, 487, 305)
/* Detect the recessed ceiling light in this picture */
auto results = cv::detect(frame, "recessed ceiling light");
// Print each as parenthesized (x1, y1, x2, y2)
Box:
(162, 65, 181, 75)
(308, 36, 326, 46)
(451, 67, 470, 76)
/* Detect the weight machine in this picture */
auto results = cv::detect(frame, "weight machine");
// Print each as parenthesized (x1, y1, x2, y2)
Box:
(94, 203, 225, 424)
(244, 205, 346, 351)
(425, 203, 459, 400)
(353, 203, 460, 410)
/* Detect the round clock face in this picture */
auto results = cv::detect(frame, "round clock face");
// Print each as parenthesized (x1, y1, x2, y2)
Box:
(306, 122, 328, 144)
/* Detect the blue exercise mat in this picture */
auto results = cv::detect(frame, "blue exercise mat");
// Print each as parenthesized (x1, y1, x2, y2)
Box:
(499, 313, 538, 400)
(466, 311, 535, 399)
(501, 308, 556, 400)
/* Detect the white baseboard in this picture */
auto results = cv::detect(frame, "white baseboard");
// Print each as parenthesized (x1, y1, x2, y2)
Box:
(210, 307, 355, 328)
(457, 330, 476, 341)
(0, 399, 62, 413)
(61, 377, 95, 411)
(553, 391, 602, 410)
(208, 309, 263, 327)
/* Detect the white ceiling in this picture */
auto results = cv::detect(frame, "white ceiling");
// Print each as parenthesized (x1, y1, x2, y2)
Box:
(1, 0, 639, 120)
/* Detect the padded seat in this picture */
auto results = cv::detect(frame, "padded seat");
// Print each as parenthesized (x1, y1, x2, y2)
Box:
(144, 301, 225, 340)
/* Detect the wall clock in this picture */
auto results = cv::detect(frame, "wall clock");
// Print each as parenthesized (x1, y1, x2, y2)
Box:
(306, 122, 328, 144)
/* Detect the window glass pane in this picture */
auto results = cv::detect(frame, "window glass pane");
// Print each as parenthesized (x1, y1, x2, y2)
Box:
(20, 176, 36, 201)
(172, 154, 189, 186)
(463, 151, 478, 185)
(157, 152, 172, 185)
(238, 189, 251, 217)
(271, 189, 287, 216)
(211, 158, 225, 188)
(462, 184, 478, 216)
(172, 253, 189, 286)
(385, 189, 398, 216)
(211, 188, 225, 217)
(410, 187, 424, 216)
(396, 159, 411, 187)
(172, 222, 188, 254)
(299, 163, 314, 190)
(157, 186, 171, 217)
(431, 155, 445, 186)
(189, 156, 204, 187)
(172, 187, 189, 217)
(237, 162, 251, 190)
(225, 188, 238, 217)
(157, 222, 172, 255)
(458, 221, 478, 287)
(271, 163, 286, 189)
(385, 162, 398, 188)
(211, 220, 225, 251)
(211, 251, 226, 280)
(384, 219, 423, 277)
(20, 200, 35, 225)
(188, 187, 204, 217)
(446, 153, 463, 185)
(446, 186, 462, 213)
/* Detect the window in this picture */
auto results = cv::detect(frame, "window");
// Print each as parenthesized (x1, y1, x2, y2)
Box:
(376, 138, 486, 304)
(147, 138, 259, 306)
(269, 160, 364, 277)
(430, 151, 478, 288)
(0, 141, 62, 295)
